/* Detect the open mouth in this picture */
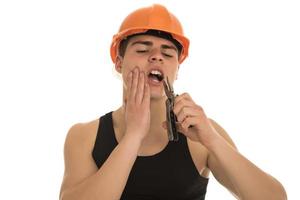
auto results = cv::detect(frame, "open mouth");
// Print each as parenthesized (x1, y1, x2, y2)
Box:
(148, 69, 164, 82)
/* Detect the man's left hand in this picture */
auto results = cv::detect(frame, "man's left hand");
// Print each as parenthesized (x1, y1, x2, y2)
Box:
(168, 93, 219, 146)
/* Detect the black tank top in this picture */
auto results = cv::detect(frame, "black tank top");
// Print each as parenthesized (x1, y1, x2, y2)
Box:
(92, 111, 209, 200)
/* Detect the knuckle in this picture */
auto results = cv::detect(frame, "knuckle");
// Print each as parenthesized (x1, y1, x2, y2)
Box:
(173, 108, 177, 115)
(178, 99, 184, 106)
(182, 121, 187, 129)
(182, 107, 186, 115)
(178, 115, 183, 122)
(197, 105, 203, 111)
(175, 99, 184, 109)
(183, 92, 189, 98)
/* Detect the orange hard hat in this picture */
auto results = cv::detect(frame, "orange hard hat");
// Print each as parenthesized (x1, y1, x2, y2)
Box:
(110, 4, 190, 64)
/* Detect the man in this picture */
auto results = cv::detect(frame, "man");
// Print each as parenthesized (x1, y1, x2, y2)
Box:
(59, 4, 287, 200)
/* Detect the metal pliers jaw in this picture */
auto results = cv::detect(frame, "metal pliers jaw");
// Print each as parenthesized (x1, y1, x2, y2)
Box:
(163, 77, 179, 141)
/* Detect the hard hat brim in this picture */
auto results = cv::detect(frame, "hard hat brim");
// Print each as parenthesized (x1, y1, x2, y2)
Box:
(110, 28, 189, 64)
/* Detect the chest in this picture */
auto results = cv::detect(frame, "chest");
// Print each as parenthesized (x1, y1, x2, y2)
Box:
(93, 113, 210, 199)
(114, 125, 209, 178)
(120, 141, 209, 199)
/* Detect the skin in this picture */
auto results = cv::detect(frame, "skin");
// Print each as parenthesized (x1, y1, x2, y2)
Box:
(59, 35, 287, 200)
(114, 35, 181, 153)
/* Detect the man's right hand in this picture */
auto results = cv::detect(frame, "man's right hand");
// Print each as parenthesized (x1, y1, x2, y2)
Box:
(124, 67, 151, 142)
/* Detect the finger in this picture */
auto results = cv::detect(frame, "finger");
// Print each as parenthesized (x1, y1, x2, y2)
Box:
(135, 72, 145, 103)
(174, 92, 193, 105)
(125, 71, 133, 103)
(130, 67, 139, 101)
(173, 99, 195, 115)
(176, 106, 200, 123)
(173, 99, 196, 116)
(142, 75, 150, 105)
(175, 122, 186, 133)
(181, 116, 199, 130)
(126, 70, 133, 89)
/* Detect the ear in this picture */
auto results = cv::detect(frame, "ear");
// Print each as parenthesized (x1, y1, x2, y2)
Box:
(115, 55, 123, 74)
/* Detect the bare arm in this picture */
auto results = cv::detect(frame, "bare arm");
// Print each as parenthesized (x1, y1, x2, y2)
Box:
(172, 93, 287, 200)
(59, 123, 142, 200)
(207, 119, 287, 200)
(60, 68, 150, 200)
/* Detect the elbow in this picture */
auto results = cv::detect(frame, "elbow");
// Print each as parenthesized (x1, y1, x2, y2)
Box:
(59, 190, 72, 200)
(268, 181, 288, 200)
(273, 178, 287, 200)
(272, 191, 287, 200)
(277, 183, 288, 200)
(265, 174, 287, 200)
(59, 191, 66, 200)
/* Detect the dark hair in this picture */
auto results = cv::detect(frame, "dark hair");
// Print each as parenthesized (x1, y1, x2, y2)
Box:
(118, 29, 183, 58)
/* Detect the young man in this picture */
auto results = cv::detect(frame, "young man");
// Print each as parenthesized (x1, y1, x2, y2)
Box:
(59, 4, 287, 200)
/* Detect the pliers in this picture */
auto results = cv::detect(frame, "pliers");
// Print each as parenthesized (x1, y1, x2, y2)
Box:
(163, 77, 179, 141)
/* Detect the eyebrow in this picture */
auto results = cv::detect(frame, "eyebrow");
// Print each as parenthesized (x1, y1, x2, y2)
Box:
(130, 40, 178, 52)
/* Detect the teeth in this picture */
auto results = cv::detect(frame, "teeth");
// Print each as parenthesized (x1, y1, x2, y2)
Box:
(148, 69, 164, 82)
(150, 70, 162, 75)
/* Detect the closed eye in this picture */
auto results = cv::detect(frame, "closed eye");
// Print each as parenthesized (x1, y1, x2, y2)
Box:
(136, 50, 148, 53)
(136, 50, 174, 58)
(163, 53, 173, 58)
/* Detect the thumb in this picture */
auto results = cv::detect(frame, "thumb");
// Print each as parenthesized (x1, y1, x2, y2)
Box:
(162, 121, 184, 132)
(175, 122, 185, 133)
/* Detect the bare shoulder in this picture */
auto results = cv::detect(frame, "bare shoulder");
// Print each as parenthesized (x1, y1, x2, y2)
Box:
(65, 119, 100, 148)
(60, 118, 100, 197)
(63, 118, 100, 157)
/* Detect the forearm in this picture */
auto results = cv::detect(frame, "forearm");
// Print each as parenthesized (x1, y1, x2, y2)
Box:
(61, 133, 141, 200)
(207, 135, 287, 200)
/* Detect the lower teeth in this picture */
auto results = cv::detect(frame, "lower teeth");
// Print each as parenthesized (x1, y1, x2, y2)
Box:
(149, 77, 159, 82)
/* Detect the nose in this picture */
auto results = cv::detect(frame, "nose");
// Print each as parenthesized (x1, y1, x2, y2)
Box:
(148, 50, 163, 63)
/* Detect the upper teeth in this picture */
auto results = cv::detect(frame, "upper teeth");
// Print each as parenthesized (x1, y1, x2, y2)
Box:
(150, 70, 162, 75)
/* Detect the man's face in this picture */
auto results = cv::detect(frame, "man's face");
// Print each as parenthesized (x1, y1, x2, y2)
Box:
(115, 35, 180, 99)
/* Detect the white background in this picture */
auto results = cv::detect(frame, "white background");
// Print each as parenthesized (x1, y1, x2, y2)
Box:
(0, 0, 299, 199)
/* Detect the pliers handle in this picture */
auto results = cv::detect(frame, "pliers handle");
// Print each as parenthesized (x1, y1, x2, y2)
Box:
(163, 77, 179, 141)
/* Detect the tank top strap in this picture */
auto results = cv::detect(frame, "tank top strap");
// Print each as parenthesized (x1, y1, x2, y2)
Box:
(92, 111, 117, 168)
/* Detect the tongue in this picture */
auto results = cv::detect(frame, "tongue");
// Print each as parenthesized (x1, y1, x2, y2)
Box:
(148, 74, 160, 82)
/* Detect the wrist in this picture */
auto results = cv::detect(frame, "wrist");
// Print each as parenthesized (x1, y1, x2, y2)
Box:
(123, 130, 144, 145)
(119, 132, 143, 156)
(202, 131, 224, 152)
